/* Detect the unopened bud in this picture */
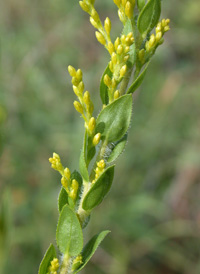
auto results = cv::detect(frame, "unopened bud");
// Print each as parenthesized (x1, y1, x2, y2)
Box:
(95, 31, 106, 45)
(73, 101, 83, 114)
(93, 133, 101, 146)
(68, 65, 76, 77)
(104, 17, 111, 35)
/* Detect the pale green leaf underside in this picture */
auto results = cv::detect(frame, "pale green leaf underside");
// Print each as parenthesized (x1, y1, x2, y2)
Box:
(96, 94, 132, 143)
(56, 204, 83, 256)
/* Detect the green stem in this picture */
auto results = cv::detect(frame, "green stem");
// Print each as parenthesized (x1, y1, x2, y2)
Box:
(60, 253, 71, 274)
(119, 66, 134, 95)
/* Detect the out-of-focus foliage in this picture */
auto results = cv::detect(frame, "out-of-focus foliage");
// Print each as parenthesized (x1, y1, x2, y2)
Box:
(0, 0, 200, 273)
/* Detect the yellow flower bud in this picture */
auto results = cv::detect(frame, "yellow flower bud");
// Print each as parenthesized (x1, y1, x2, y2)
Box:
(83, 91, 90, 105)
(97, 159, 105, 169)
(90, 16, 98, 29)
(64, 167, 71, 180)
(104, 17, 111, 35)
(71, 77, 80, 86)
(71, 179, 79, 192)
(73, 101, 84, 114)
(91, 9, 100, 22)
(49, 258, 59, 272)
(93, 133, 101, 146)
(95, 31, 106, 45)
(120, 64, 127, 78)
(117, 44, 123, 55)
(156, 31, 162, 42)
(107, 42, 115, 55)
(114, 90, 120, 100)
(76, 69, 82, 81)
(114, 37, 120, 50)
(88, 117, 96, 133)
(78, 81, 84, 94)
(79, 1, 90, 13)
(68, 65, 76, 77)
(104, 74, 112, 87)
(121, 34, 126, 44)
(73, 85, 79, 96)
(111, 52, 118, 65)
(164, 26, 170, 32)
(125, 1, 133, 19)
(124, 46, 130, 53)
(109, 61, 114, 72)
(61, 176, 68, 189)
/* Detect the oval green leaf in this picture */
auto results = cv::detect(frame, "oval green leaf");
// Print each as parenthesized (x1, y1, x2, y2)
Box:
(38, 244, 57, 274)
(107, 134, 127, 163)
(100, 65, 112, 105)
(82, 165, 115, 211)
(96, 94, 132, 143)
(56, 204, 83, 256)
(137, 0, 161, 35)
(127, 61, 150, 94)
(74, 230, 110, 273)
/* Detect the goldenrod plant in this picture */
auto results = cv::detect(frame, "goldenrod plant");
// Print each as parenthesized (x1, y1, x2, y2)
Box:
(39, 0, 170, 273)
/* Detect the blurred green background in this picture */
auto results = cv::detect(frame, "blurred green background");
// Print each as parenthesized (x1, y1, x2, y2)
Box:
(1, 0, 200, 273)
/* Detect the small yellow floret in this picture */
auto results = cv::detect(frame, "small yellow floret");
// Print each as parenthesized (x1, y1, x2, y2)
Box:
(125, 1, 133, 19)
(104, 74, 112, 88)
(97, 159, 106, 169)
(73, 101, 84, 114)
(120, 65, 127, 78)
(114, 90, 120, 100)
(104, 17, 111, 35)
(79, 1, 90, 13)
(113, 0, 121, 7)
(64, 167, 71, 180)
(88, 117, 96, 133)
(49, 258, 59, 273)
(68, 65, 76, 77)
(93, 133, 101, 146)
(95, 31, 106, 46)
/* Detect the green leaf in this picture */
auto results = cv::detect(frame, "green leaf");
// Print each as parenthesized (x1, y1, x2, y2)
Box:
(107, 134, 127, 163)
(58, 187, 69, 212)
(127, 61, 150, 94)
(100, 65, 112, 105)
(38, 244, 57, 274)
(79, 132, 89, 182)
(137, 0, 146, 11)
(56, 204, 83, 256)
(137, 0, 161, 35)
(82, 165, 115, 211)
(96, 95, 132, 143)
(74, 231, 110, 273)
(122, 19, 136, 65)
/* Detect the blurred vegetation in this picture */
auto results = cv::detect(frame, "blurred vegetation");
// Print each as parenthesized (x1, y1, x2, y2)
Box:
(0, 0, 200, 273)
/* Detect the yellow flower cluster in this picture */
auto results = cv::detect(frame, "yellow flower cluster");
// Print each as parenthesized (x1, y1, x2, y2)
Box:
(92, 159, 106, 183)
(104, 32, 134, 101)
(68, 66, 94, 123)
(47, 258, 59, 274)
(138, 19, 170, 64)
(113, 0, 135, 22)
(72, 254, 83, 271)
(49, 153, 79, 201)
